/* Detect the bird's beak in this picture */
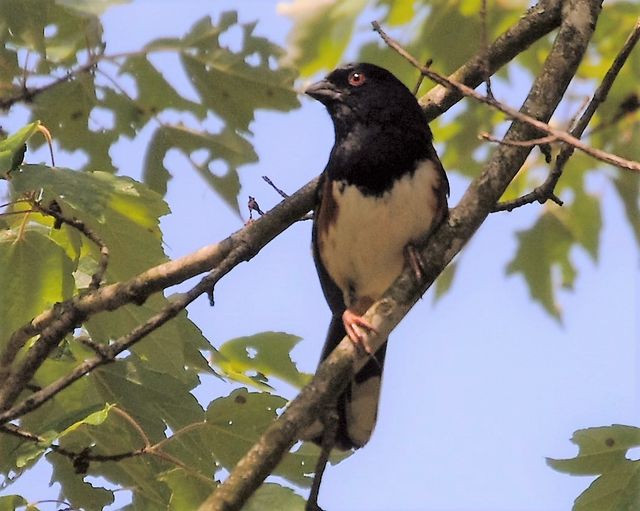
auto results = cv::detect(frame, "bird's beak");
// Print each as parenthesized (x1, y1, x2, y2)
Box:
(305, 79, 341, 103)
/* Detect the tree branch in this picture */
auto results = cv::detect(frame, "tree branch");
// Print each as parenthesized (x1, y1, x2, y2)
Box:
(34, 199, 110, 288)
(372, 21, 640, 173)
(494, 18, 640, 211)
(199, 1, 602, 510)
(0, 177, 319, 414)
(0, 0, 572, 417)
(419, 0, 564, 120)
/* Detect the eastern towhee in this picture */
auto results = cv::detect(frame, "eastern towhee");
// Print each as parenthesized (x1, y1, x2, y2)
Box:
(305, 63, 449, 450)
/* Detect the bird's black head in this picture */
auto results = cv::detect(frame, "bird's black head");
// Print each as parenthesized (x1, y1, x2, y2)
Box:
(305, 63, 427, 136)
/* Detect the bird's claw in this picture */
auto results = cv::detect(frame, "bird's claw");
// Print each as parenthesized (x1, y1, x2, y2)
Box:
(405, 243, 426, 282)
(342, 309, 377, 354)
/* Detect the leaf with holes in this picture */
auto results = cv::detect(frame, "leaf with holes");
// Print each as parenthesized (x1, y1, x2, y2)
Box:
(548, 425, 640, 511)
(205, 388, 323, 487)
(213, 332, 311, 391)
(143, 125, 255, 210)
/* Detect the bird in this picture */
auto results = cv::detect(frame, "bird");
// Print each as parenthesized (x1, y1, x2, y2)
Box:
(305, 62, 449, 450)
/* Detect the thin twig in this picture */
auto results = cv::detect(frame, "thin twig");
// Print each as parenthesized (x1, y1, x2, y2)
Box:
(412, 58, 433, 97)
(306, 408, 338, 511)
(480, 0, 495, 100)
(0, 59, 99, 110)
(262, 175, 289, 199)
(111, 406, 152, 448)
(0, 242, 247, 424)
(0, 417, 209, 482)
(0, 423, 144, 464)
(261, 175, 313, 221)
(199, 2, 600, 508)
(371, 21, 640, 174)
(480, 132, 558, 147)
(0, 177, 319, 414)
(34, 200, 109, 288)
(495, 18, 640, 211)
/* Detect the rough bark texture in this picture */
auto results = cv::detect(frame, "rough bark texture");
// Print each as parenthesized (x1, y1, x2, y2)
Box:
(199, 1, 602, 509)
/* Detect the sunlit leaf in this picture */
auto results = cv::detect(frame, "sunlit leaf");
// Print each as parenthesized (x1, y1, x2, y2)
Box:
(548, 425, 640, 511)
(160, 468, 217, 510)
(205, 388, 317, 487)
(279, 0, 368, 76)
(242, 483, 306, 511)
(0, 227, 75, 342)
(214, 332, 311, 390)
(57, 0, 130, 16)
(0, 495, 29, 511)
(9, 164, 212, 377)
(0, 121, 41, 176)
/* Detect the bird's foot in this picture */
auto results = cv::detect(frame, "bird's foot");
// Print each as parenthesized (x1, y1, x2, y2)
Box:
(405, 243, 426, 282)
(342, 309, 377, 354)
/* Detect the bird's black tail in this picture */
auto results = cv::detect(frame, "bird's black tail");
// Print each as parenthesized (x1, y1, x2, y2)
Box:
(314, 315, 388, 450)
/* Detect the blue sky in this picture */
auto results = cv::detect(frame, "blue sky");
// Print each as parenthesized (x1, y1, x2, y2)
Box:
(4, 1, 639, 510)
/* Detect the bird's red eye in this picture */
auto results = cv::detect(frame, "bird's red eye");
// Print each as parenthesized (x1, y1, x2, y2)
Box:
(348, 71, 366, 87)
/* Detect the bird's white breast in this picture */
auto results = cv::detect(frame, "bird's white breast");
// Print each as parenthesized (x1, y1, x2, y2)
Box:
(320, 159, 441, 306)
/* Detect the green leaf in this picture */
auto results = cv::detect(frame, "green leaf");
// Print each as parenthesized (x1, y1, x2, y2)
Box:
(14, 395, 112, 471)
(548, 425, 640, 511)
(10, 164, 169, 278)
(58, 404, 114, 436)
(168, 13, 299, 130)
(612, 171, 640, 247)
(280, 0, 368, 76)
(0, 0, 106, 68)
(0, 495, 29, 511)
(9, 164, 212, 378)
(47, 454, 115, 511)
(119, 55, 206, 122)
(213, 332, 312, 391)
(42, 359, 215, 510)
(433, 260, 458, 302)
(29, 77, 117, 173)
(242, 483, 306, 511)
(506, 210, 575, 318)
(93, 358, 206, 440)
(143, 125, 255, 210)
(548, 425, 640, 476)
(15, 431, 58, 469)
(565, 185, 602, 262)
(15, 406, 112, 470)
(0, 0, 51, 56)
(56, 0, 130, 16)
(379, 0, 415, 26)
(0, 121, 41, 176)
(0, 46, 20, 86)
(87, 298, 211, 382)
(0, 227, 75, 343)
(205, 388, 316, 487)
(160, 468, 217, 510)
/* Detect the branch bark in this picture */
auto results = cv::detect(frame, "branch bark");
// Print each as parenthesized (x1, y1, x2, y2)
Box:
(0, 178, 318, 414)
(199, 1, 602, 509)
(0, 0, 572, 418)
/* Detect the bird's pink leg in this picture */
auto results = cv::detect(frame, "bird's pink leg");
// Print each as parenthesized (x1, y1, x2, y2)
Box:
(342, 308, 378, 354)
